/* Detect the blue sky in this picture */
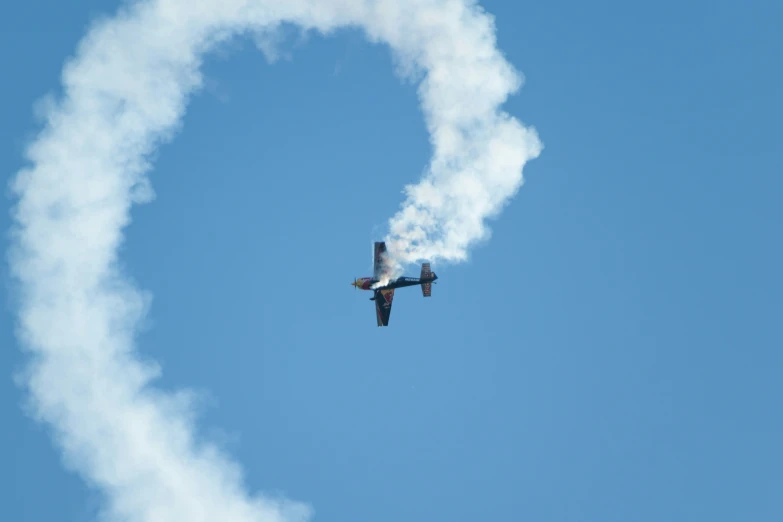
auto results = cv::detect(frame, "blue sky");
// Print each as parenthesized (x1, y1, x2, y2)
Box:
(2, 1, 781, 521)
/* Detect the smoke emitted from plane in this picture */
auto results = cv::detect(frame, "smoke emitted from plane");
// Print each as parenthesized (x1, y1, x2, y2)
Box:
(383, 99, 542, 270)
(376, 3, 542, 275)
(8, 1, 538, 521)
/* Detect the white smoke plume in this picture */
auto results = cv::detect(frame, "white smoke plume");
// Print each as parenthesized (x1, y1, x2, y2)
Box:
(8, 1, 540, 521)
(374, 0, 542, 277)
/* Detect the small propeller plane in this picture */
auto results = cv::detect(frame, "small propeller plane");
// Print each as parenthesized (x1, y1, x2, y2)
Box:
(351, 241, 438, 326)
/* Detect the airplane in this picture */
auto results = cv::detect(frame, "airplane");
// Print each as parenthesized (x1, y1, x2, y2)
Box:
(351, 241, 438, 326)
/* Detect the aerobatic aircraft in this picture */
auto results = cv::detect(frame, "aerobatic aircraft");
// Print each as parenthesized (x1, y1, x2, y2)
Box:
(351, 241, 438, 326)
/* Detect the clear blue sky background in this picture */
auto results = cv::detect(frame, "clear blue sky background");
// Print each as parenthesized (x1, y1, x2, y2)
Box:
(2, 1, 781, 521)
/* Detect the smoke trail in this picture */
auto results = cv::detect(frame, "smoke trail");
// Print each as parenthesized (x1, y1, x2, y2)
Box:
(374, 0, 542, 275)
(8, 1, 539, 521)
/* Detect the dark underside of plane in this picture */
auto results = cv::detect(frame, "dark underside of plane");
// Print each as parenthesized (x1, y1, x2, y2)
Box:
(351, 241, 438, 326)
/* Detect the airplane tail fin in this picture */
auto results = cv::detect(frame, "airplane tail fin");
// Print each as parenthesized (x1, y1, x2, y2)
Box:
(420, 263, 432, 297)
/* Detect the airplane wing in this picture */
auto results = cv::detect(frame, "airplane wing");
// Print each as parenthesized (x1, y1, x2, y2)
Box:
(373, 241, 388, 280)
(374, 288, 394, 326)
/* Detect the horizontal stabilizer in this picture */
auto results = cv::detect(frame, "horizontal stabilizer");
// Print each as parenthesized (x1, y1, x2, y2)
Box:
(421, 263, 432, 297)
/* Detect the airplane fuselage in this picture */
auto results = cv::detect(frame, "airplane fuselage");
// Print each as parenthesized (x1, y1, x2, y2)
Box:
(352, 274, 438, 291)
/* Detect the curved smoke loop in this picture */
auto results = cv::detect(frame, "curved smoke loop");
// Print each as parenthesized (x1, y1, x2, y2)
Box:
(9, 1, 541, 521)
